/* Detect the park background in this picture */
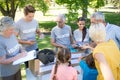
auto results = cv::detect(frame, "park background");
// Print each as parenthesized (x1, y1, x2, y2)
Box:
(0, 0, 120, 80)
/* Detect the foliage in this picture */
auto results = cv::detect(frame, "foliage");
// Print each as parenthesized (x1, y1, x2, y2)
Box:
(110, 0, 120, 8)
(0, 0, 49, 19)
(104, 12, 120, 26)
(89, 0, 105, 11)
(55, 0, 105, 22)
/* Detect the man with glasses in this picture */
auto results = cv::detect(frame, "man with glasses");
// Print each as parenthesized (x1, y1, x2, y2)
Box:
(90, 11, 120, 49)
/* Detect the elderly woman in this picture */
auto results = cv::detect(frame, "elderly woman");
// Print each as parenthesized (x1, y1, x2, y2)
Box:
(85, 23, 120, 80)
(0, 16, 26, 80)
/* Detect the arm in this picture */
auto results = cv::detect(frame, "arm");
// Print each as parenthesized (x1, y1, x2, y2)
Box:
(15, 32, 35, 45)
(73, 69, 78, 80)
(94, 53, 114, 80)
(51, 38, 67, 48)
(36, 28, 41, 36)
(0, 52, 26, 64)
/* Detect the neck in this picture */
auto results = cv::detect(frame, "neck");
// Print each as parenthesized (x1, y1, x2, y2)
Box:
(24, 18, 30, 22)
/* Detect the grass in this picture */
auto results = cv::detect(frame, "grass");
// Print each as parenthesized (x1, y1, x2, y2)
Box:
(104, 12, 120, 26)
(39, 12, 120, 33)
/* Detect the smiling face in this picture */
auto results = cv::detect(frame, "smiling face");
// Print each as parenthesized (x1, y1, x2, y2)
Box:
(56, 17, 65, 28)
(25, 12, 35, 21)
(77, 21, 85, 30)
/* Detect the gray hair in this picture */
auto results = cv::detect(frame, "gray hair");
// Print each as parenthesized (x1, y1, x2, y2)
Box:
(0, 16, 14, 32)
(57, 14, 66, 22)
(89, 23, 106, 43)
(91, 12, 105, 22)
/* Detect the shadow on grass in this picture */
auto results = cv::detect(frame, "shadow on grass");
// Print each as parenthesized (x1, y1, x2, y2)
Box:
(37, 35, 54, 50)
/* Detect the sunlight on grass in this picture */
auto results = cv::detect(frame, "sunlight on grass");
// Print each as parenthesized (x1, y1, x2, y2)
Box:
(21, 64, 26, 80)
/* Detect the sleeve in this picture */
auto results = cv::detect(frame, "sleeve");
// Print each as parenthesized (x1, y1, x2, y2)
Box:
(0, 43, 6, 57)
(73, 30, 77, 41)
(14, 22, 20, 34)
(115, 26, 120, 47)
(93, 45, 103, 57)
(36, 20, 39, 29)
(51, 29, 56, 40)
(80, 60, 89, 71)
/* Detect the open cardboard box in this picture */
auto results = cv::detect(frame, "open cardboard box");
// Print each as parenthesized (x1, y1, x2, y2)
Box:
(29, 59, 40, 76)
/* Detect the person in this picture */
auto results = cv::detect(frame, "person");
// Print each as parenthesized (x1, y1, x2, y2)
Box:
(15, 5, 41, 68)
(90, 11, 120, 49)
(79, 53, 98, 80)
(73, 17, 89, 45)
(50, 48, 78, 80)
(0, 16, 26, 80)
(87, 23, 120, 80)
(51, 14, 73, 50)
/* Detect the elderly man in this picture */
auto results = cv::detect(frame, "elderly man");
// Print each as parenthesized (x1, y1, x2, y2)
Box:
(90, 11, 120, 49)
(51, 14, 73, 50)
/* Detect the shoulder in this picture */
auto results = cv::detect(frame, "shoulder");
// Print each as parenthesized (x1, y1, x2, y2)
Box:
(68, 66, 77, 72)
(106, 23, 120, 30)
(16, 18, 24, 24)
(74, 29, 79, 33)
(51, 26, 58, 31)
(32, 19, 38, 23)
(65, 24, 71, 29)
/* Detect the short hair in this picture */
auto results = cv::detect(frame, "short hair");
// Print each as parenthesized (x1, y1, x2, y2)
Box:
(56, 14, 66, 22)
(91, 12, 105, 22)
(24, 5, 36, 15)
(89, 23, 106, 43)
(0, 16, 14, 32)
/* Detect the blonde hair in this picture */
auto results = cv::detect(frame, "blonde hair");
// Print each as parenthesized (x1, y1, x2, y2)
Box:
(89, 23, 106, 43)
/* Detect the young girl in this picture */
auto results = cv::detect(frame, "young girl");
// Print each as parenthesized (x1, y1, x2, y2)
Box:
(50, 48, 78, 80)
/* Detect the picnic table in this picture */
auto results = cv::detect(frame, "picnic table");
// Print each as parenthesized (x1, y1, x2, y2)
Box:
(26, 51, 84, 80)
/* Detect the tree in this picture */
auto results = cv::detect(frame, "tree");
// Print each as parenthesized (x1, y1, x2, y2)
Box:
(111, 0, 120, 13)
(55, 0, 105, 22)
(89, 0, 105, 11)
(0, 0, 49, 20)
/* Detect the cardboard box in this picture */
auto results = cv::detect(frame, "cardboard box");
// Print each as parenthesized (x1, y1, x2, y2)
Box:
(29, 59, 40, 76)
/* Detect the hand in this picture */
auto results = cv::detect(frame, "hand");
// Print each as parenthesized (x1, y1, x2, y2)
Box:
(27, 40, 35, 45)
(39, 33, 45, 39)
(81, 44, 90, 49)
(19, 51, 27, 58)
(61, 45, 67, 49)
(78, 56, 82, 62)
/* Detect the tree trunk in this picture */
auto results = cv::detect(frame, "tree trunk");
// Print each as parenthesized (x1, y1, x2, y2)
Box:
(0, 0, 18, 20)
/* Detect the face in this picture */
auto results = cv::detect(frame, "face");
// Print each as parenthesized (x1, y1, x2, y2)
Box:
(4, 27, 14, 37)
(90, 17, 104, 25)
(90, 18, 97, 24)
(56, 18, 65, 28)
(77, 21, 85, 30)
(25, 13, 35, 21)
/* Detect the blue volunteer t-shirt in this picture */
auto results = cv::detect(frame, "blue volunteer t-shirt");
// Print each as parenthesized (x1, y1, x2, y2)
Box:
(51, 25, 72, 47)
(0, 34, 20, 77)
(15, 18, 39, 51)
